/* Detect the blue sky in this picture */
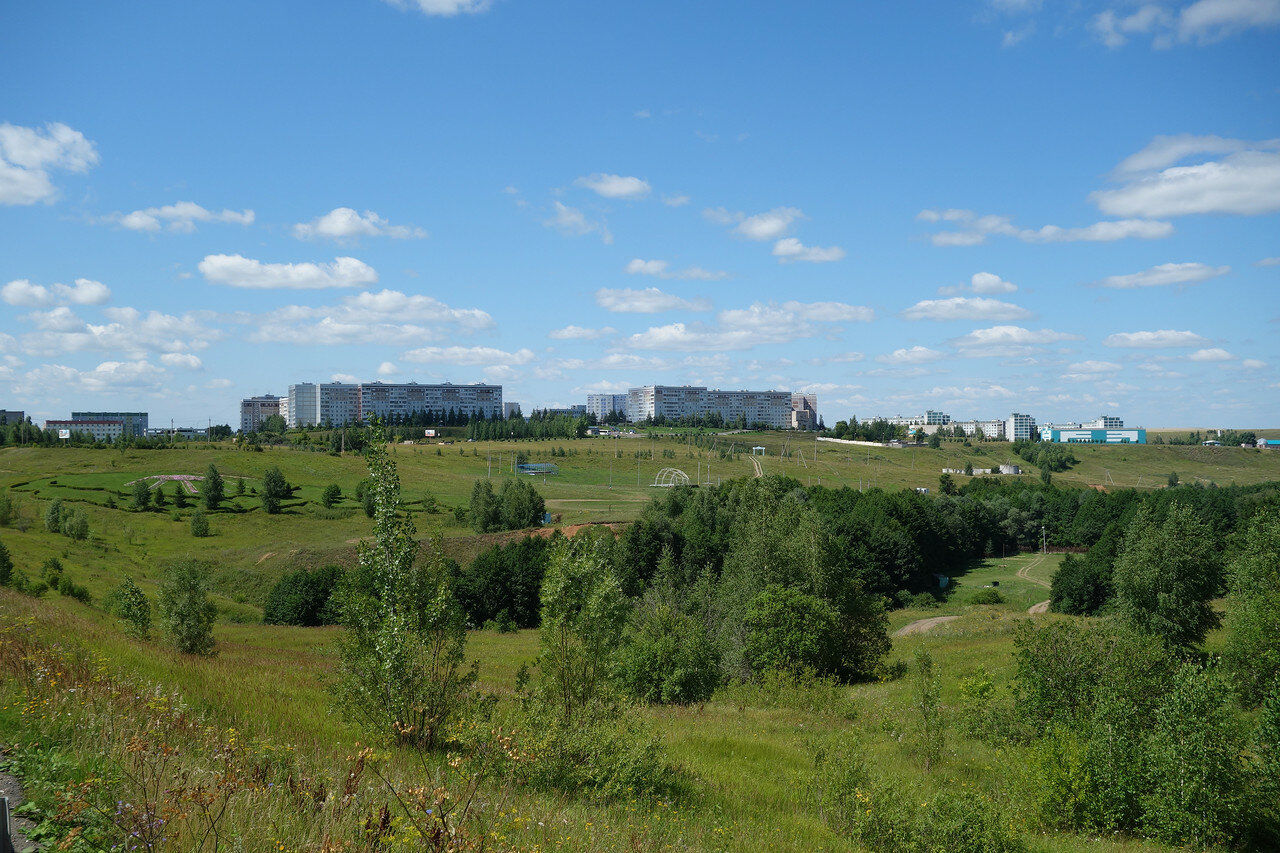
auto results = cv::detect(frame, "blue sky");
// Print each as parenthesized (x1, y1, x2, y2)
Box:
(1, 0, 1278, 428)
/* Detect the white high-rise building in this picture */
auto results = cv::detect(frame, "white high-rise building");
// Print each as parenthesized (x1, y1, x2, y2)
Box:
(1006, 412, 1036, 442)
(586, 393, 628, 420)
(625, 385, 795, 428)
(239, 395, 281, 433)
(286, 381, 502, 427)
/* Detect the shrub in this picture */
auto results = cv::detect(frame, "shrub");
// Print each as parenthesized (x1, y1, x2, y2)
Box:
(0, 490, 17, 526)
(131, 479, 152, 512)
(908, 591, 940, 609)
(0, 539, 12, 586)
(262, 565, 342, 626)
(44, 498, 63, 532)
(968, 588, 1004, 605)
(456, 535, 552, 629)
(56, 573, 92, 605)
(190, 509, 210, 538)
(61, 509, 89, 541)
(614, 591, 720, 705)
(334, 425, 475, 751)
(104, 576, 152, 640)
(912, 648, 945, 771)
(261, 467, 289, 514)
(320, 483, 341, 508)
(743, 584, 841, 678)
(158, 560, 217, 655)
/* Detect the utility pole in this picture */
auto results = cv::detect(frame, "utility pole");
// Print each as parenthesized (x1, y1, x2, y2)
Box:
(1041, 524, 1046, 554)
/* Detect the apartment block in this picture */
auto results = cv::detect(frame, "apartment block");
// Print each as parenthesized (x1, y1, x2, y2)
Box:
(72, 411, 147, 437)
(0, 410, 24, 426)
(586, 393, 628, 420)
(286, 381, 503, 428)
(1006, 412, 1036, 442)
(790, 393, 818, 430)
(47, 418, 125, 441)
(239, 395, 282, 433)
(625, 385, 795, 429)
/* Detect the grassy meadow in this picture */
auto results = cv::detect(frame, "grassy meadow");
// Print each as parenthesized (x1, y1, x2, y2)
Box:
(1, 434, 1273, 850)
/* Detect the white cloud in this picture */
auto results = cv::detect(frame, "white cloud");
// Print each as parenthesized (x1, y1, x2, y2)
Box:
(952, 325, 1082, 350)
(19, 306, 218, 357)
(1093, 144, 1280, 218)
(1067, 360, 1122, 373)
(1257, 256, 1280, 266)
(13, 360, 164, 396)
(380, 0, 491, 16)
(1103, 329, 1211, 348)
(772, 237, 846, 263)
(1189, 347, 1234, 362)
(574, 173, 651, 199)
(110, 201, 254, 233)
(401, 345, 536, 366)
(624, 300, 869, 352)
(919, 208, 1172, 245)
(293, 207, 426, 241)
(544, 201, 612, 243)
(574, 379, 632, 394)
(595, 287, 711, 313)
(779, 300, 874, 322)
(1093, 261, 1230, 288)
(0, 122, 99, 206)
(377, 361, 399, 377)
(199, 254, 378, 289)
(2, 277, 110, 307)
(662, 194, 690, 207)
(1091, 5, 1173, 47)
(625, 258, 729, 281)
(160, 353, 203, 370)
(876, 346, 944, 365)
(902, 296, 1032, 321)
(736, 207, 803, 240)
(827, 351, 866, 363)
(245, 289, 492, 346)
(970, 272, 1017, 294)
(1242, 358, 1268, 369)
(548, 325, 616, 340)
(1179, 0, 1280, 42)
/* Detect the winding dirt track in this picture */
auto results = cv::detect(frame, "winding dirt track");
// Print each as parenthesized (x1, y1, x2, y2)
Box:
(893, 615, 960, 637)
(750, 455, 763, 478)
(1017, 553, 1053, 614)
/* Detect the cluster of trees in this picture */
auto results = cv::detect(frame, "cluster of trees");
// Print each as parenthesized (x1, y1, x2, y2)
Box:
(465, 413, 588, 441)
(43, 498, 90, 541)
(1150, 429, 1257, 445)
(1049, 480, 1279, 617)
(823, 418, 905, 443)
(0, 422, 232, 449)
(1011, 439, 1078, 472)
(465, 478, 546, 533)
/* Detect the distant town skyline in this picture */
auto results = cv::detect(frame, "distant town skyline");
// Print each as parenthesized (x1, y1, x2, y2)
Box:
(2, 2, 1278, 428)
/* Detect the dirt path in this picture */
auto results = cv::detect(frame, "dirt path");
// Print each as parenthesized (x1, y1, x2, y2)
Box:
(0, 752, 39, 851)
(750, 455, 763, 478)
(894, 615, 960, 637)
(1016, 553, 1052, 588)
(1028, 600, 1050, 614)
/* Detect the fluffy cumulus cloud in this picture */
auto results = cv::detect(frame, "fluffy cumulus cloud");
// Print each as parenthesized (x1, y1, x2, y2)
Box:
(401, 345, 536, 366)
(245, 289, 492, 346)
(1189, 347, 1234, 362)
(15, 306, 218, 357)
(380, 0, 491, 16)
(199, 254, 378, 289)
(1242, 358, 1269, 369)
(574, 173, 651, 199)
(1093, 136, 1280, 217)
(543, 201, 612, 243)
(1094, 0, 1280, 47)
(1103, 329, 1211, 348)
(595, 287, 712, 313)
(293, 207, 427, 241)
(705, 206, 805, 241)
(876, 346, 944, 364)
(13, 360, 165, 395)
(160, 353, 203, 370)
(918, 208, 1172, 246)
(1093, 261, 1231, 288)
(624, 300, 871, 352)
(0, 122, 99, 205)
(2, 277, 110, 307)
(902, 296, 1032, 321)
(109, 201, 254, 233)
(548, 324, 616, 340)
(952, 325, 1082, 351)
(625, 258, 729, 281)
(377, 361, 399, 377)
(771, 237, 846, 263)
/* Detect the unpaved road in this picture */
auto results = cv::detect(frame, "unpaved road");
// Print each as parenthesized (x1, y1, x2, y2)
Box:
(1016, 553, 1052, 588)
(0, 752, 39, 851)
(750, 455, 763, 478)
(1028, 600, 1051, 614)
(894, 615, 960, 637)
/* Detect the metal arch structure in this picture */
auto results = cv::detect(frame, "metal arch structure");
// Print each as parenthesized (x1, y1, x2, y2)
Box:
(652, 467, 692, 487)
